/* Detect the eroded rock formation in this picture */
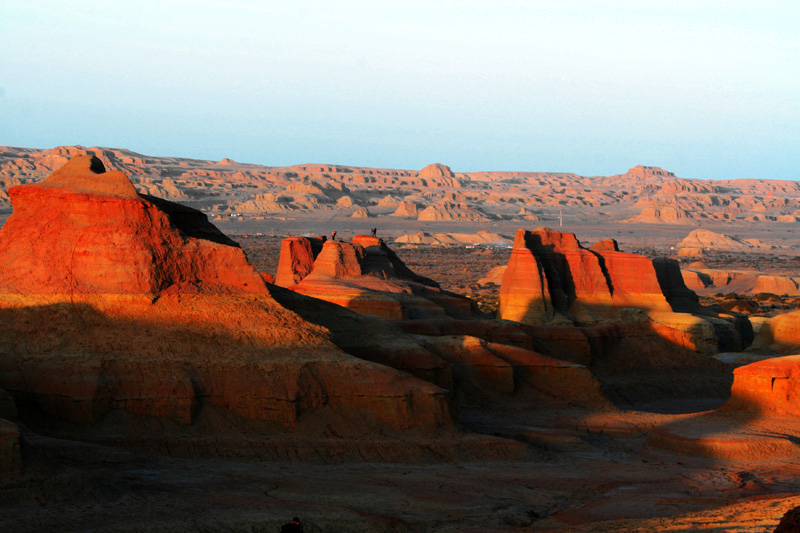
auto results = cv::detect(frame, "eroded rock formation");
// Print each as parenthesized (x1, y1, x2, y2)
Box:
(276, 234, 477, 319)
(498, 228, 677, 325)
(0, 155, 267, 295)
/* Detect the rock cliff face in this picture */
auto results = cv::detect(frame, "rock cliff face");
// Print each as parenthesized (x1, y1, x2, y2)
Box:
(498, 228, 676, 325)
(0, 155, 267, 295)
(274, 235, 326, 287)
(276, 235, 477, 319)
(725, 355, 800, 416)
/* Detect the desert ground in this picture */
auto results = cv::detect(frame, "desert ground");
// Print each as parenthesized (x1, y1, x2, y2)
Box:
(3, 147, 800, 532)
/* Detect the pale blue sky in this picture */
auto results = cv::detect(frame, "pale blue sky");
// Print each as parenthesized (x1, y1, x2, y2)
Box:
(1, 1, 798, 179)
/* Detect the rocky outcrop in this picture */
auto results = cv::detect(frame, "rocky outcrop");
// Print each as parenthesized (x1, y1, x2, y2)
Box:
(274, 235, 326, 287)
(277, 235, 478, 319)
(724, 355, 800, 416)
(626, 205, 694, 224)
(498, 229, 678, 325)
(652, 257, 701, 312)
(0, 155, 267, 295)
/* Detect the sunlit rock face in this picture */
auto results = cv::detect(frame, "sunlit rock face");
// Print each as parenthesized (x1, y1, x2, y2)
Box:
(0, 155, 267, 295)
(725, 355, 800, 416)
(498, 228, 675, 325)
(275, 234, 477, 319)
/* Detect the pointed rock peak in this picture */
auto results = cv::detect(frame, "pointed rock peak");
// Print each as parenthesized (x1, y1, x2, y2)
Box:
(43, 155, 140, 199)
(419, 163, 455, 178)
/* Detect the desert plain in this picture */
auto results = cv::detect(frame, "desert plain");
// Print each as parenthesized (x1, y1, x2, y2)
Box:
(3, 146, 800, 531)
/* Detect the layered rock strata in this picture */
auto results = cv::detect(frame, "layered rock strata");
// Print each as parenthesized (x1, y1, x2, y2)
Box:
(0, 155, 267, 295)
(498, 229, 677, 325)
(276, 235, 477, 319)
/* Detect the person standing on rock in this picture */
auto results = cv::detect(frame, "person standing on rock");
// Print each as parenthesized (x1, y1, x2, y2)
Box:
(280, 516, 303, 532)
(371, 227, 377, 237)
(331, 230, 337, 241)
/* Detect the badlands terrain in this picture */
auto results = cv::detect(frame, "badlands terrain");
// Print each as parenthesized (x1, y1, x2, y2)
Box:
(3, 146, 800, 532)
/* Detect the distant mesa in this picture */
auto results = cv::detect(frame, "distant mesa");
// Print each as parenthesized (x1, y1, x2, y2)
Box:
(625, 165, 676, 180)
(626, 204, 693, 224)
(417, 201, 491, 222)
(419, 163, 455, 178)
(678, 229, 775, 254)
(7, 146, 800, 230)
(0, 155, 267, 295)
(394, 230, 511, 247)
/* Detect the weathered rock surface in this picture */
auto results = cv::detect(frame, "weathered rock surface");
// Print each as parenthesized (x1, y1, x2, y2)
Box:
(679, 228, 774, 252)
(0, 155, 267, 295)
(0, 294, 458, 446)
(274, 235, 326, 287)
(418, 163, 455, 179)
(278, 235, 478, 319)
(724, 355, 800, 416)
(498, 228, 677, 325)
(394, 230, 511, 246)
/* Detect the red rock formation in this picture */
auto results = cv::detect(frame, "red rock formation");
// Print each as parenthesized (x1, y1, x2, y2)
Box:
(274, 235, 326, 287)
(499, 228, 616, 324)
(725, 355, 800, 416)
(0, 155, 267, 295)
(499, 228, 708, 326)
(283, 236, 477, 319)
(498, 230, 554, 324)
(0, 294, 456, 443)
(652, 257, 701, 312)
(591, 239, 672, 313)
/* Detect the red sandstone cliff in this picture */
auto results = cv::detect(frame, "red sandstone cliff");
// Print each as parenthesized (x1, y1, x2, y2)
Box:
(0, 155, 267, 295)
(498, 228, 675, 325)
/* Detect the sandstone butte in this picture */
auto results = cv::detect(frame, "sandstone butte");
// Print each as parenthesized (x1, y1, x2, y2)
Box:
(0, 155, 268, 295)
(275, 234, 477, 319)
(498, 228, 682, 325)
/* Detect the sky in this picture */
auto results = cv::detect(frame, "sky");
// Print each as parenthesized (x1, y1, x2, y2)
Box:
(1, 1, 798, 180)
